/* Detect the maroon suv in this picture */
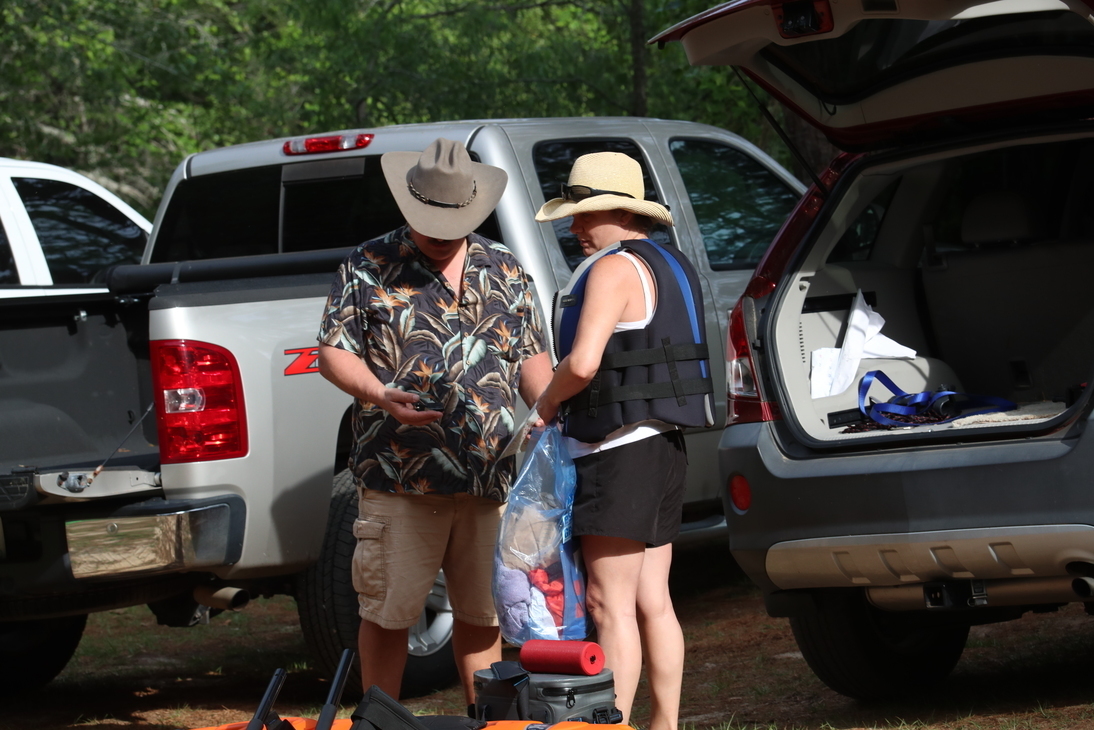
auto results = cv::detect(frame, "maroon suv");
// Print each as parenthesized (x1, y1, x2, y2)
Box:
(655, 0, 1094, 701)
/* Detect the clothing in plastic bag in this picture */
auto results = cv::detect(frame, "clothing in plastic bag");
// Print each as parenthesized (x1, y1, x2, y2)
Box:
(493, 423, 588, 645)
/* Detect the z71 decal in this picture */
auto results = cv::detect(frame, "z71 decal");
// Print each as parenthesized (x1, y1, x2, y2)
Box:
(284, 347, 320, 376)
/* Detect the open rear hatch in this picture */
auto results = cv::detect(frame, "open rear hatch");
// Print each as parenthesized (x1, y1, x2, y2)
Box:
(652, 0, 1094, 150)
(767, 130, 1094, 445)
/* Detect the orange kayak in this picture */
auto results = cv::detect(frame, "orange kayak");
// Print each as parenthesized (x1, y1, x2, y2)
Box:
(192, 720, 630, 730)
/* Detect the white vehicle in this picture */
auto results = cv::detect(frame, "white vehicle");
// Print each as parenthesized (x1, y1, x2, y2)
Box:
(0, 120, 802, 695)
(0, 158, 150, 296)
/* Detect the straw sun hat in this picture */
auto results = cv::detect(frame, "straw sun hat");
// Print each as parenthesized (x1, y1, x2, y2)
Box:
(382, 138, 508, 241)
(535, 152, 673, 226)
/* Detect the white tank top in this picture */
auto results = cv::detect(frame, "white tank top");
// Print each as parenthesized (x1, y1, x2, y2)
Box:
(566, 250, 676, 458)
(614, 251, 654, 332)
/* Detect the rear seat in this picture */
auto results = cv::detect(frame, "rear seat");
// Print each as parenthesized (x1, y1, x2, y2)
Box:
(921, 191, 1094, 403)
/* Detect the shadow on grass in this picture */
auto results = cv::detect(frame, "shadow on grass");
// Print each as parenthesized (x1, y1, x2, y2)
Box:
(665, 542, 1094, 729)
(7, 547, 1094, 730)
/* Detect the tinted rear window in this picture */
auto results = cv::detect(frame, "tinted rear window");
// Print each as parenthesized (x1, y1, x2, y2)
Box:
(930, 138, 1094, 254)
(764, 12, 1094, 104)
(281, 159, 404, 254)
(152, 157, 406, 263)
(827, 178, 901, 263)
(152, 166, 282, 262)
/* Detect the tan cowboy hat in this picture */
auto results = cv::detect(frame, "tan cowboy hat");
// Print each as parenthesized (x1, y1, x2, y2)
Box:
(382, 138, 508, 240)
(535, 151, 673, 226)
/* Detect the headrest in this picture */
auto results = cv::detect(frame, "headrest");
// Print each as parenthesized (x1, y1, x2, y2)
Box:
(960, 191, 1034, 245)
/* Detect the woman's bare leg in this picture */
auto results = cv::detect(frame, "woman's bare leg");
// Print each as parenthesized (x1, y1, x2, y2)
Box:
(580, 534, 646, 723)
(636, 543, 683, 730)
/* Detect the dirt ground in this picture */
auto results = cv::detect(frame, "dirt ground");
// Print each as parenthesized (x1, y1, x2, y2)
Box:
(8, 543, 1094, 729)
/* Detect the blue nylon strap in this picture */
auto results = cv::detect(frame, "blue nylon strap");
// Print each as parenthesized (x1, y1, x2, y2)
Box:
(638, 240, 710, 379)
(857, 370, 1017, 426)
(555, 247, 622, 361)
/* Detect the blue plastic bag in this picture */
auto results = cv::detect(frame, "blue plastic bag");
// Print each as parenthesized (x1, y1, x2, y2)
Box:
(493, 423, 588, 645)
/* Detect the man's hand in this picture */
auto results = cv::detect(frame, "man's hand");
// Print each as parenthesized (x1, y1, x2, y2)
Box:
(318, 344, 442, 426)
(376, 389, 443, 426)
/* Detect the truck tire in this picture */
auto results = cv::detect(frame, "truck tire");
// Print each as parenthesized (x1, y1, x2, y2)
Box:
(297, 469, 458, 698)
(789, 589, 968, 701)
(0, 614, 87, 695)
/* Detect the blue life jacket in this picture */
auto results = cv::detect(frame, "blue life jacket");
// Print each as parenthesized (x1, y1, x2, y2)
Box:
(553, 239, 715, 443)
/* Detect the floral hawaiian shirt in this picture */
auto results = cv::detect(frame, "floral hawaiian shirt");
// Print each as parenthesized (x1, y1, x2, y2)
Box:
(318, 226, 546, 501)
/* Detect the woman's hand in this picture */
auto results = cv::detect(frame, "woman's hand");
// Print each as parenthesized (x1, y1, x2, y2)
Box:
(534, 396, 559, 428)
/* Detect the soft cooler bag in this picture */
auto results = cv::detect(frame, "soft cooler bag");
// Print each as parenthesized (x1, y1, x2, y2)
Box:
(473, 661, 621, 725)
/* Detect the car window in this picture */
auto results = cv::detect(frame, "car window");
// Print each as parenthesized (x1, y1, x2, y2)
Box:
(828, 179, 901, 263)
(282, 157, 405, 254)
(12, 178, 147, 284)
(532, 139, 672, 270)
(931, 140, 1085, 255)
(670, 138, 800, 270)
(152, 166, 281, 262)
(154, 156, 501, 264)
(762, 13, 1094, 103)
(0, 220, 15, 285)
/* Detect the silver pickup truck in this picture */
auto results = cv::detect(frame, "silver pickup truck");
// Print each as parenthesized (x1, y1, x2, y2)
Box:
(0, 118, 802, 696)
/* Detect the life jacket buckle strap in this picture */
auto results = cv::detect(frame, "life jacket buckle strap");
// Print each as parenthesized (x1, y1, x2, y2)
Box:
(579, 377, 713, 406)
(599, 342, 708, 370)
(662, 337, 687, 405)
(587, 372, 600, 417)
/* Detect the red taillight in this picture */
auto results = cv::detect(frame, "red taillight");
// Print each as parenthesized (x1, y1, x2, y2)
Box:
(749, 152, 860, 297)
(726, 298, 780, 426)
(729, 474, 752, 513)
(725, 152, 862, 426)
(151, 340, 248, 463)
(282, 133, 374, 156)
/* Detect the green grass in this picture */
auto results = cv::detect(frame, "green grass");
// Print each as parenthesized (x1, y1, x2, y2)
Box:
(62, 597, 311, 683)
(16, 555, 1094, 730)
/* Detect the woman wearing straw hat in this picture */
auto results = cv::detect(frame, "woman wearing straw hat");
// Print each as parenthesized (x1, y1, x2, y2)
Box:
(534, 152, 714, 730)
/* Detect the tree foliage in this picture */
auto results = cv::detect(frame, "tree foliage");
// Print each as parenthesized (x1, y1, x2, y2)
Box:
(0, 0, 804, 218)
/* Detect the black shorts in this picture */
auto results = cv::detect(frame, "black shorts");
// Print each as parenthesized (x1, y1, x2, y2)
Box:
(571, 430, 688, 548)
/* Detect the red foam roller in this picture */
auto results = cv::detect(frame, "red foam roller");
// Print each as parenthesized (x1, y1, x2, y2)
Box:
(519, 640, 605, 676)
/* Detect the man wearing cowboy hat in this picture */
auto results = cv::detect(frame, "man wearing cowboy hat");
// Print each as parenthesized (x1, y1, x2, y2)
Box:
(317, 138, 552, 702)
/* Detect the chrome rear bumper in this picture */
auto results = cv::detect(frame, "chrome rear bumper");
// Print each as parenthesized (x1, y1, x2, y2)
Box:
(65, 497, 243, 579)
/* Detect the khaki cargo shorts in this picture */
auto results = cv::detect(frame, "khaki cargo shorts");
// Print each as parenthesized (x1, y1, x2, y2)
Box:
(352, 489, 504, 630)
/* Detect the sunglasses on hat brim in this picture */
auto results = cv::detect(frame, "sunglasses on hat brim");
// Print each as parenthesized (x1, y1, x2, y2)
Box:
(560, 184, 636, 203)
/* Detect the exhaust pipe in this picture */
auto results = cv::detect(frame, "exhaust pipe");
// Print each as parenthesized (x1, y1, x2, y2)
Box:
(194, 585, 250, 611)
(1073, 577, 1094, 598)
(867, 576, 1094, 611)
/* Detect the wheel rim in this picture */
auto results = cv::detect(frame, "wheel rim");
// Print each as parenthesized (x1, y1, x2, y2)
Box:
(408, 572, 454, 657)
